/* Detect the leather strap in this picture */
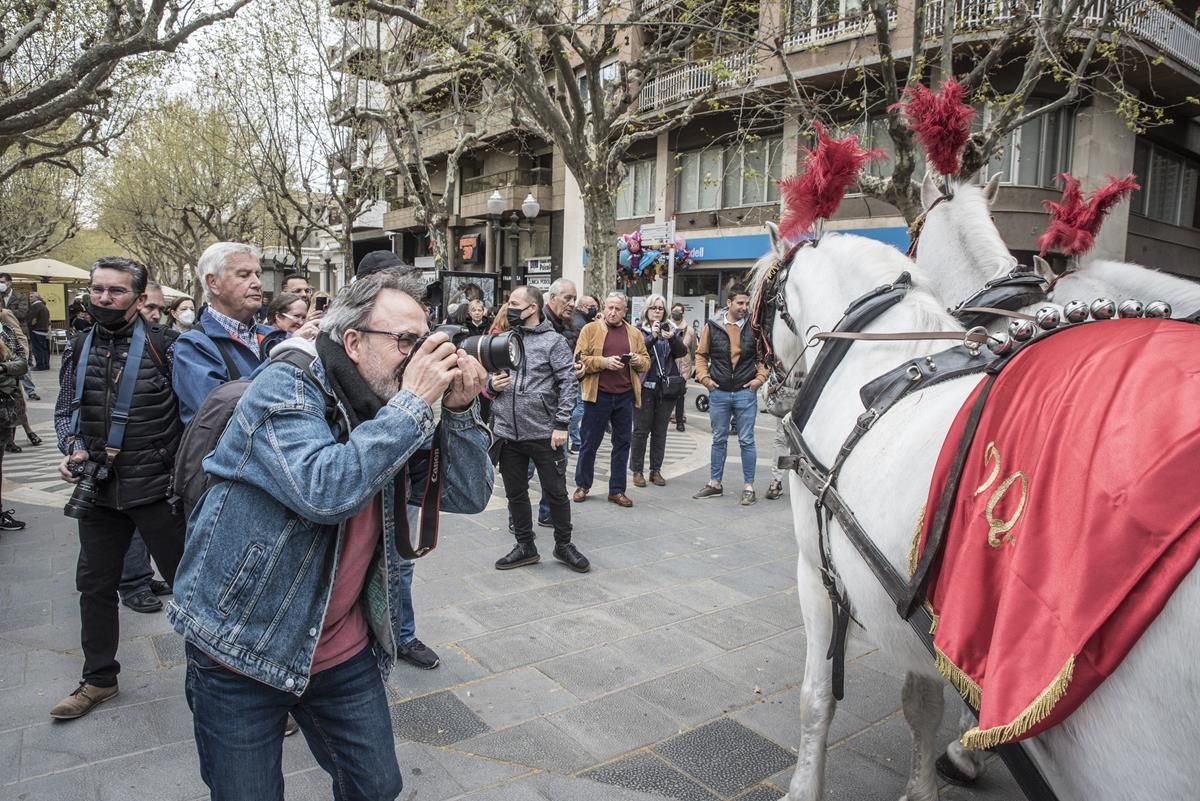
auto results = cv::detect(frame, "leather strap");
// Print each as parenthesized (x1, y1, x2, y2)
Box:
(812, 328, 989, 346)
(955, 306, 1036, 322)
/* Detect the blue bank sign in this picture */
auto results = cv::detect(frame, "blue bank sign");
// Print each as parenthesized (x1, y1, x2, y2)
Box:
(687, 227, 910, 262)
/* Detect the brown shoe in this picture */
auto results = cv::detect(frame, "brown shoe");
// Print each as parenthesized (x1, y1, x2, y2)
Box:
(632, 472, 647, 488)
(607, 493, 633, 507)
(573, 487, 589, 503)
(50, 681, 118, 720)
(649, 470, 666, 486)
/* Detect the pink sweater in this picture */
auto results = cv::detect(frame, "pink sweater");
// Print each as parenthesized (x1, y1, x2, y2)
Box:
(311, 496, 381, 674)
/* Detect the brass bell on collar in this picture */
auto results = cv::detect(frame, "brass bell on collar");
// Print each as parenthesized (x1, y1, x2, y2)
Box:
(1063, 300, 1089, 324)
(1118, 299, 1144, 318)
(1034, 306, 1061, 331)
(1145, 300, 1173, 319)
(1090, 298, 1117, 320)
(1009, 319, 1037, 342)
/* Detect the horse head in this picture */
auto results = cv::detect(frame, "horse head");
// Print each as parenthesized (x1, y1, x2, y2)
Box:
(913, 171, 1018, 309)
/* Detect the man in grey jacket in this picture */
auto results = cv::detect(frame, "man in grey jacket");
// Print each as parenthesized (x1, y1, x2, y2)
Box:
(488, 286, 588, 573)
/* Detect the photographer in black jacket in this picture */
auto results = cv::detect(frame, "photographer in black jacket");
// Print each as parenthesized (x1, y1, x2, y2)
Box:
(50, 257, 185, 720)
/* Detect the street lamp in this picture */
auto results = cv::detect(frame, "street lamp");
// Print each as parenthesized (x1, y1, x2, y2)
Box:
(521, 192, 540, 220)
(321, 245, 333, 293)
(486, 190, 504, 273)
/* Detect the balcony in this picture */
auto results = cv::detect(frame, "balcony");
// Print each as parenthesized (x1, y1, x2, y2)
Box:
(418, 111, 477, 158)
(329, 24, 387, 76)
(637, 51, 758, 111)
(460, 168, 555, 217)
(785, 6, 898, 52)
(925, 0, 1200, 76)
(329, 79, 387, 126)
(383, 201, 436, 231)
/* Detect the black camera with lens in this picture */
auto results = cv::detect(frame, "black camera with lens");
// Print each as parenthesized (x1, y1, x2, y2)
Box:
(64, 458, 110, 519)
(431, 324, 524, 373)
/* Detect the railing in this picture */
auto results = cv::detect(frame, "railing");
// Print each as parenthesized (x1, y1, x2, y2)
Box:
(637, 51, 758, 111)
(785, 6, 898, 52)
(329, 79, 386, 121)
(925, 0, 1200, 75)
(460, 167, 553, 196)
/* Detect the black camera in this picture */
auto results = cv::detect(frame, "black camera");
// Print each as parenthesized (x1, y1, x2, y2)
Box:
(64, 458, 110, 519)
(432, 324, 524, 373)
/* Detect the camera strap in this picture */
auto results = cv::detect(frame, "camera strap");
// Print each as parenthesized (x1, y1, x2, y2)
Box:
(397, 422, 443, 559)
(70, 321, 147, 463)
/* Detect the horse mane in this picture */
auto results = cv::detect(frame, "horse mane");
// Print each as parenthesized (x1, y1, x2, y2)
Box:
(1081, 258, 1200, 310)
(1038, 174, 1139, 257)
(896, 80, 975, 177)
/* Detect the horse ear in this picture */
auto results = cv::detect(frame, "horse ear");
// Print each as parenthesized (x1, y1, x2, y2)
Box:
(766, 221, 788, 259)
(921, 172, 941, 210)
(1032, 254, 1055, 282)
(983, 173, 1002, 205)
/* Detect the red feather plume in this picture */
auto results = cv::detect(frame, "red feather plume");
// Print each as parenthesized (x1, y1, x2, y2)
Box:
(896, 80, 976, 177)
(779, 123, 883, 239)
(1037, 173, 1140, 257)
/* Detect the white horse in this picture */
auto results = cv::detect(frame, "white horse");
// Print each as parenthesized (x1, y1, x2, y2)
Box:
(914, 172, 1200, 320)
(761, 225, 1200, 801)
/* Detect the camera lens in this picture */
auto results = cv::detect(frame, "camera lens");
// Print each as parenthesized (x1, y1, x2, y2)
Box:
(461, 331, 524, 373)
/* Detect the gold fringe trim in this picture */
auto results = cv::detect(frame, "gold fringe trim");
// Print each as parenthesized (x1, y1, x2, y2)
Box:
(935, 646, 982, 710)
(956, 655, 1076, 751)
(907, 504, 927, 579)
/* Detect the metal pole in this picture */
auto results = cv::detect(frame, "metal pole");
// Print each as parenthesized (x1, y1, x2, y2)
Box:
(667, 244, 676, 309)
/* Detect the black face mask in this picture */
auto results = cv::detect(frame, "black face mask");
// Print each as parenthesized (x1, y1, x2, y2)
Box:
(670, 311, 684, 322)
(90, 304, 132, 330)
(506, 307, 529, 329)
(582, 307, 598, 321)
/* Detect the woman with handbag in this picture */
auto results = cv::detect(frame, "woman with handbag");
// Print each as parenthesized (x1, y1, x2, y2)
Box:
(630, 294, 687, 488)
(0, 317, 29, 531)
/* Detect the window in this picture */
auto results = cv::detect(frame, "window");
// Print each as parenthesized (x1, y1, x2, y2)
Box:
(973, 100, 1074, 188)
(576, 62, 618, 108)
(617, 159, 656, 219)
(676, 136, 782, 212)
(790, 0, 864, 27)
(1131, 139, 1200, 228)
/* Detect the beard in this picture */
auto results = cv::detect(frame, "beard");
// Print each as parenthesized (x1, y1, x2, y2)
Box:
(362, 348, 402, 401)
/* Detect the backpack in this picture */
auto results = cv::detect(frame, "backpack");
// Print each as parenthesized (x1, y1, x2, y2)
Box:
(172, 348, 335, 519)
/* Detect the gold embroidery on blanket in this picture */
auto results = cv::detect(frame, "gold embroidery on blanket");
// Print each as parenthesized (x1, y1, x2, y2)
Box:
(972, 442, 1029, 548)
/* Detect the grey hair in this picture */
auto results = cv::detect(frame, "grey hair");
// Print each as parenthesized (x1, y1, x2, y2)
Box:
(547, 278, 576, 298)
(321, 268, 427, 341)
(197, 242, 262, 301)
(639, 293, 667, 326)
(604, 290, 627, 306)
(146, 281, 162, 293)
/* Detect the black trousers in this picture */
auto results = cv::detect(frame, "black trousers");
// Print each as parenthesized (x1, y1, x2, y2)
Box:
(631, 389, 672, 474)
(498, 438, 572, 545)
(672, 392, 687, 424)
(76, 499, 185, 686)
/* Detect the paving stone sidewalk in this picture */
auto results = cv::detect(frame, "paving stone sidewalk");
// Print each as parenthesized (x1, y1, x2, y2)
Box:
(0, 389, 1021, 801)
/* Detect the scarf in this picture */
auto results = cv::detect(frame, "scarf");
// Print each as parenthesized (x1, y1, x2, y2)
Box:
(316, 333, 383, 428)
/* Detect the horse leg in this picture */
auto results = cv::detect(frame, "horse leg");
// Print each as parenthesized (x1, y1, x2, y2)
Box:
(900, 671, 944, 801)
(786, 554, 838, 801)
(936, 706, 986, 785)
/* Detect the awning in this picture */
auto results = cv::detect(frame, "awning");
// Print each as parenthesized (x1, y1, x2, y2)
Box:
(158, 284, 191, 299)
(0, 258, 91, 283)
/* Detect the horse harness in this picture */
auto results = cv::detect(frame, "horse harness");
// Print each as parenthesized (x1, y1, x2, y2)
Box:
(753, 262, 1064, 801)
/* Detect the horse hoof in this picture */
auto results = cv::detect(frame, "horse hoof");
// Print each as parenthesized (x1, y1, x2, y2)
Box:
(935, 753, 978, 787)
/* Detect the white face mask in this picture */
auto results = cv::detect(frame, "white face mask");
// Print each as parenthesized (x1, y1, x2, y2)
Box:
(0, 283, 9, 293)
(178, 309, 196, 327)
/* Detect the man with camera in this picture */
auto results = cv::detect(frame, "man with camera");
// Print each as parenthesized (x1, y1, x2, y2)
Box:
(572, 291, 649, 507)
(50, 257, 186, 720)
(489, 286, 587, 572)
(168, 270, 493, 801)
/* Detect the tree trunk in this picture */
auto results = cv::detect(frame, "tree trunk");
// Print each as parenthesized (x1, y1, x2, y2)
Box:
(581, 189, 618, 300)
(429, 223, 449, 272)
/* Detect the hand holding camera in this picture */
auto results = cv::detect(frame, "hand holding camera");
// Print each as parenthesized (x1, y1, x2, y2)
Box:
(402, 332, 462, 407)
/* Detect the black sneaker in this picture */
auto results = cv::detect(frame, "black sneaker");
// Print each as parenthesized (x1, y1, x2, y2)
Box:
(121, 591, 163, 614)
(765, 480, 783, 500)
(0, 509, 26, 531)
(495, 542, 540, 570)
(149, 579, 173, 596)
(537, 515, 553, 529)
(397, 638, 439, 670)
(553, 543, 590, 573)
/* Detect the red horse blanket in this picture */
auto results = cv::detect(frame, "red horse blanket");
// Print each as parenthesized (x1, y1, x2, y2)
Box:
(913, 318, 1200, 748)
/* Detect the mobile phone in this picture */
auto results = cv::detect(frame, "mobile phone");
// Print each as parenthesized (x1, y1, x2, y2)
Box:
(620, 353, 632, 365)
(315, 296, 328, 312)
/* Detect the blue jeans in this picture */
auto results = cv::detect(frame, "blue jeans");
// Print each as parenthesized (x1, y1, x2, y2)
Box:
(186, 643, 402, 801)
(708, 388, 758, 485)
(398, 558, 415, 645)
(118, 531, 153, 600)
(569, 396, 585, 449)
(575, 390, 634, 495)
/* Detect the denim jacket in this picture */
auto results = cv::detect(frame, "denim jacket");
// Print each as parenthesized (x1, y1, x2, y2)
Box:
(167, 338, 493, 694)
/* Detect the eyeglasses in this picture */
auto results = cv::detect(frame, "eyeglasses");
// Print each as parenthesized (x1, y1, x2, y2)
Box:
(280, 312, 307, 324)
(357, 328, 425, 352)
(89, 286, 131, 298)
(648, 305, 665, 310)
